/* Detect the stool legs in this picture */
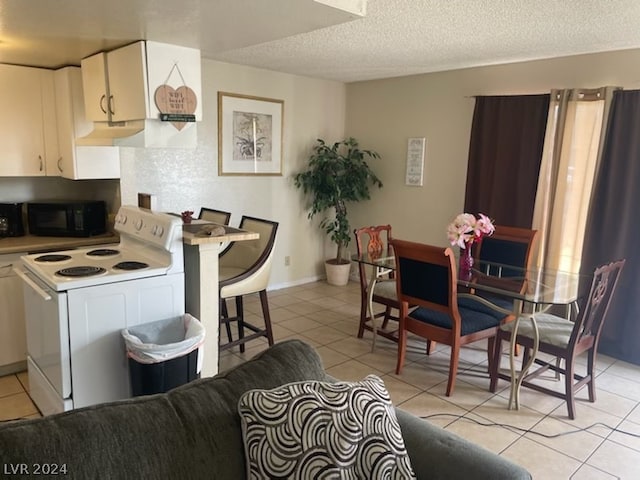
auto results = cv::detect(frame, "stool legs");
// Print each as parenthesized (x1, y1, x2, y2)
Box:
(259, 290, 274, 346)
(220, 298, 233, 345)
(236, 296, 245, 353)
(219, 291, 274, 353)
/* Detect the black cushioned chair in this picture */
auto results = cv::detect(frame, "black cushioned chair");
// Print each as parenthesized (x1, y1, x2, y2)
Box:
(392, 239, 510, 396)
(470, 225, 538, 313)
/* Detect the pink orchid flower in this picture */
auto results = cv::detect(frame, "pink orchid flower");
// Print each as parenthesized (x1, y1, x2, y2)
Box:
(447, 212, 495, 248)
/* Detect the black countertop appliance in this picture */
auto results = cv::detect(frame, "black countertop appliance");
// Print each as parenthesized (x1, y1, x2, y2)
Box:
(0, 202, 25, 237)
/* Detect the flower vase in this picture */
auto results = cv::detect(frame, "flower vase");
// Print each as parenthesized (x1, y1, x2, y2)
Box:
(459, 242, 474, 279)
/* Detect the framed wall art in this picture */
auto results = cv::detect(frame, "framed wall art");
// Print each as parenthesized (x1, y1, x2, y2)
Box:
(218, 92, 284, 176)
(405, 137, 426, 186)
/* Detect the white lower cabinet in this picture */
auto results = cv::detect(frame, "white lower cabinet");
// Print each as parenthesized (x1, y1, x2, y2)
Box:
(0, 254, 27, 372)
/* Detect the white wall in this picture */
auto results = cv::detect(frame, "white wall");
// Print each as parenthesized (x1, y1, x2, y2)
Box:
(345, 48, 640, 249)
(119, 59, 347, 289)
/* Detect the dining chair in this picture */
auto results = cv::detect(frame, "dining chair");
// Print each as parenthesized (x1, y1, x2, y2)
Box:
(458, 226, 540, 343)
(353, 225, 400, 343)
(474, 225, 538, 310)
(475, 224, 538, 271)
(198, 207, 232, 226)
(218, 216, 279, 353)
(391, 239, 510, 396)
(489, 259, 625, 419)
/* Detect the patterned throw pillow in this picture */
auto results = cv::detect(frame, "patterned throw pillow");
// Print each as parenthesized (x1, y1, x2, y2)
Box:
(238, 375, 416, 479)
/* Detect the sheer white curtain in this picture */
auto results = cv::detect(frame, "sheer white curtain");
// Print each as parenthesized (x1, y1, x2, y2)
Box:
(532, 87, 616, 274)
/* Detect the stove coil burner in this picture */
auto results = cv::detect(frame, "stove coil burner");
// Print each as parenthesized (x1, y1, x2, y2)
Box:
(34, 254, 73, 263)
(86, 249, 120, 257)
(56, 266, 107, 277)
(113, 261, 149, 271)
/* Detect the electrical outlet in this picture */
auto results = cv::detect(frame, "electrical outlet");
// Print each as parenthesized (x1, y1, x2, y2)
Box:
(284, 256, 291, 266)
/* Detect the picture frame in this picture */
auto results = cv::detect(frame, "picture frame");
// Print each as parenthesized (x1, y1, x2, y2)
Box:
(405, 137, 425, 186)
(218, 92, 284, 176)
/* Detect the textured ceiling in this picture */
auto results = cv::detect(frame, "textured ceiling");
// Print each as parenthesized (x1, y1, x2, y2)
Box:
(1, 0, 640, 83)
(214, 0, 640, 82)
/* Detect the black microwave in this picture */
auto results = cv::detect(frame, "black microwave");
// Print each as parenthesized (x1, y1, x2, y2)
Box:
(27, 200, 107, 237)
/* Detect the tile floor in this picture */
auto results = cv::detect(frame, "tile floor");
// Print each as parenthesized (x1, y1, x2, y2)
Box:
(2, 280, 640, 479)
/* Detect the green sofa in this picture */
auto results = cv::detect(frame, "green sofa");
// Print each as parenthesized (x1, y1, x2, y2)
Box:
(0, 339, 531, 479)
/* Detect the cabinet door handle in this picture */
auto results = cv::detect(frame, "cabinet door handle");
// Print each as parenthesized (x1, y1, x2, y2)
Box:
(57, 157, 63, 173)
(38, 155, 43, 171)
(14, 268, 52, 301)
(108, 95, 115, 115)
(100, 94, 107, 114)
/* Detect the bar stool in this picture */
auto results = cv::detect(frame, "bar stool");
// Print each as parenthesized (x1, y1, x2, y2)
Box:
(198, 207, 231, 225)
(218, 216, 279, 353)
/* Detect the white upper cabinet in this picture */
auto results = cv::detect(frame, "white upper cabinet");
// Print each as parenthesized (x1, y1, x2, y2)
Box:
(81, 41, 148, 123)
(80, 51, 109, 122)
(0, 64, 59, 177)
(54, 67, 120, 179)
(80, 41, 202, 147)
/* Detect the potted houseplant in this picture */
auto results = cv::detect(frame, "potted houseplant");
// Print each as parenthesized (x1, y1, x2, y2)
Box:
(294, 137, 383, 285)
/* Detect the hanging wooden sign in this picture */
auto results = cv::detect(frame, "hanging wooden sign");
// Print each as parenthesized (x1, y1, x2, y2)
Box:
(154, 85, 197, 131)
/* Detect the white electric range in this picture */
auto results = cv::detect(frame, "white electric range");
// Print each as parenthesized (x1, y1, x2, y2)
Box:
(17, 206, 185, 415)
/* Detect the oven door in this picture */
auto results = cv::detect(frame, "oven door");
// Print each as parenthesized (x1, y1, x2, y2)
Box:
(16, 267, 71, 400)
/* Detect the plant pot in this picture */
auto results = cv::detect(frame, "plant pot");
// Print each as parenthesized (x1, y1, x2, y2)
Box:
(325, 260, 351, 286)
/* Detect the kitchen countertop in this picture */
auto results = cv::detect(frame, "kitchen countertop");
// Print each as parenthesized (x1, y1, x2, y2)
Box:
(0, 232, 120, 255)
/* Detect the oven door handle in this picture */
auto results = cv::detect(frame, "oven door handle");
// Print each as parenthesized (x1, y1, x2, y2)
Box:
(15, 268, 52, 301)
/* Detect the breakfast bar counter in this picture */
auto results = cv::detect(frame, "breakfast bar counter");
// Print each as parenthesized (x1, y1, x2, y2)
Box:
(182, 223, 259, 377)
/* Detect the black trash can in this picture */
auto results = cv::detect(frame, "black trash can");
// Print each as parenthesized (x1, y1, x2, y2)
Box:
(122, 314, 205, 397)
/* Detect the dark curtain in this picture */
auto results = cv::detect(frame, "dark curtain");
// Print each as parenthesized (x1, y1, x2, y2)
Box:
(464, 95, 550, 227)
(581, 90, 640, 365)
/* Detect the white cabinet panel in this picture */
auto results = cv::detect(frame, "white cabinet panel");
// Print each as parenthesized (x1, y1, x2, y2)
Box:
(54, 67, 120, 179)
(81, 41, 148, 124)
(107, 42, 149, 122)
(0, 255, 27, 368)
(0, 65, 59, 177)
(79, 52, 109, 122)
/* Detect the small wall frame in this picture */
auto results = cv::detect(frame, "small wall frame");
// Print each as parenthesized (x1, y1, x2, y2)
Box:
(405, 137, 425, 186)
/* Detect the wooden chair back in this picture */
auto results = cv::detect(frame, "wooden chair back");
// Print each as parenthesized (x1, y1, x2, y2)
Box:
(572, 259, 625, 350)
(354, 224, 394, 285)
(392, 240, 457, 317)
(474, 225, 538, 277)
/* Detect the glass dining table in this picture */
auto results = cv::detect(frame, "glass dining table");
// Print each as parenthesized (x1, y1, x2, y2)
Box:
(351, 251, 590, 410)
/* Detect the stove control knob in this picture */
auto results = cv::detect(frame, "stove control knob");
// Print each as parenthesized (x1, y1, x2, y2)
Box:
(135, 219, 143, 231)
(156, 226, 165, 237)
(117, 214, 127, 225)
